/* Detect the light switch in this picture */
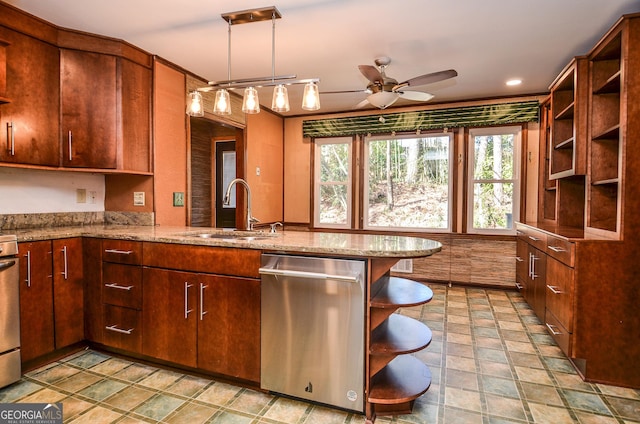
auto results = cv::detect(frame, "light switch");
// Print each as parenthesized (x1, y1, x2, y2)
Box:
(173, 192, 184, 207)
(256, 167, 261, 176)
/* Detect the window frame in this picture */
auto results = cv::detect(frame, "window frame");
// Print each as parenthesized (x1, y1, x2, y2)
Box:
(312, 136, 353, 230)
(466, 126, 522, 235)
(362, 132, 454, 233)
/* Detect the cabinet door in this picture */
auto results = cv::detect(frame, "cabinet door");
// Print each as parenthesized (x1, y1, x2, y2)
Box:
(198, 275, 260, 382)
(60, 49, 116, 169)
(142, 268, 197, 368)
(52, 238, 84, 348)
(0, 27, 59, 166)
(529, 246, 547, 322)
(83, 238, 103, 343)
(18, 241, 55, 362)
(118, 58, 151, 172)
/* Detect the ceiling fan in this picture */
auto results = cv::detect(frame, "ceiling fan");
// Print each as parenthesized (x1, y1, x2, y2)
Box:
(324, 56, 458, 110)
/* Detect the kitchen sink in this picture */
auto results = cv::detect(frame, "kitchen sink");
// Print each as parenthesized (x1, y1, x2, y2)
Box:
(179, 231, 277, 241)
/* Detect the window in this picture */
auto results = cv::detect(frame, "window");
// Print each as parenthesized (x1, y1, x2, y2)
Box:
(313, 137, 352, 229)
(363, 133, 453, 231)
(467, 126, 521, 234)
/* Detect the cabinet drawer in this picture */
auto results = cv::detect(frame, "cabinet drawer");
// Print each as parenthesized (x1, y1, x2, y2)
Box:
(103, 305, 141, 353)
(545, 309, 572, 357)
(102, 240, 142, 265)
(545, 257, 574, 331)
(516, 225, 546, 251)
(102, 263, 142, 309)
(545, 235, 575, 267)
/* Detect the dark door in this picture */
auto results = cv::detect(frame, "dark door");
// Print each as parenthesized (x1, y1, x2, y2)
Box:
(216, 141, 236, 228)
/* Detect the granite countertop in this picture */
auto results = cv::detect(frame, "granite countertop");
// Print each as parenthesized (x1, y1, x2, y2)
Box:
(11, 225, 442, 258)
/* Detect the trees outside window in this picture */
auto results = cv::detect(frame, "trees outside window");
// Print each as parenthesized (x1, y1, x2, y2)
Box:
(314, 137, 352, 228)
(467, 126, 521, 234)
(364, 134, 452, 231)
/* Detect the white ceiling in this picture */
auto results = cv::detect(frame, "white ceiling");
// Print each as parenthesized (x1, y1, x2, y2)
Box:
(6, 0, 640, 116)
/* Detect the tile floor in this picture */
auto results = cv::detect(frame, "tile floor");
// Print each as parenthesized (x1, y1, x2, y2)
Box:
(2, 283, 639, 423)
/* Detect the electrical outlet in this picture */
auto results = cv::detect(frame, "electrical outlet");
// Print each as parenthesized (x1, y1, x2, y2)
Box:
(76, 188, 86, 203)
(89, 191, 97, 204)
(133, 192, 145, 206)
(173, 192, 184, 207)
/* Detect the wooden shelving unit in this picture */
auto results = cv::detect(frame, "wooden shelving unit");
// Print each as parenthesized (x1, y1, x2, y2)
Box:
(587, 30, 623, 237)
(366, 275, 433, 422)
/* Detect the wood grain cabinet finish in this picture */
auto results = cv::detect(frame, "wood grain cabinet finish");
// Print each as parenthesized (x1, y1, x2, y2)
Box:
(18, 241, 55, 363)
(0, 27, 59, 166)
(141, 242, 261, 382)
(52, 238, 84, 349)
(60, 49, 117, 169)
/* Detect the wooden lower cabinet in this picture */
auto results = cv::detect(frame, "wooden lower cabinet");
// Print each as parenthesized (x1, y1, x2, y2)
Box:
(52, 238, 84, 349)
(18, 241, 55, 363)
(142, 266, 260, 382)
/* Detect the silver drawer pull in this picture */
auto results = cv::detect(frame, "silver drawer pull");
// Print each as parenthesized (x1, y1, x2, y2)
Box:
(105, 282, 134, 291)
(547, 285, 563, 294)
(528, 236, 541, 241)
(515, 283, 523, 290)
(548, 246, 567, 253)
(104, 249, 133, 255)
(105, 325, 134, 335)
(545, 323, 562, 336)
(515, 256, 524, 262)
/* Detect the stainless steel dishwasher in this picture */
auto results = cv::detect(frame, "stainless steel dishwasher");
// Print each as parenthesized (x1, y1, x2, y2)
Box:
(260, 254, 366, 412)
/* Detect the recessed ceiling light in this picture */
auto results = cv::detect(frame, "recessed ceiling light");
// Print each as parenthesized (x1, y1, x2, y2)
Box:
(506, 79, 522, 86)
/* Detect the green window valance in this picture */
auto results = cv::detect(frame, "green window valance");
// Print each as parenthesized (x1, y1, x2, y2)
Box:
(302, 100, 539, 138)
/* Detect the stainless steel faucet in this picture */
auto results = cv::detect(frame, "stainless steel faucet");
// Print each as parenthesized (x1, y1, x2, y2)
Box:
(223, 178, 258, 231)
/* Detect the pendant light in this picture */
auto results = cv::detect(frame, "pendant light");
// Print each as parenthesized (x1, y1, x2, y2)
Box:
(190, 7, 321, 116)
(186, 91, 204, 117)
(302, 81, 320, 111)
(242, 86, 260, 114)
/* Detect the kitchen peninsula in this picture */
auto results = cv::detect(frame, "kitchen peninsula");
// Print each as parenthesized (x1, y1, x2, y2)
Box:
(14, 225, 441, 423)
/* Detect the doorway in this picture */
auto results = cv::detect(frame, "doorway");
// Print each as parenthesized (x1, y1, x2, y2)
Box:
(189, 117, 243, 228)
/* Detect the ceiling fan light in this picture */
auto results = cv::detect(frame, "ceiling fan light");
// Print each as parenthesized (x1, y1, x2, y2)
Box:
(367, 91, 398, 109)
(213, 89, 232, 115)
(302, 81, 320, 111)
(271, 84, 290, 112)
(186, 91, 204, 117)
(242, 86, 260, 114)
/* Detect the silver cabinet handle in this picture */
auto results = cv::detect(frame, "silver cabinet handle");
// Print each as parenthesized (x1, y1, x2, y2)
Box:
(200, 283, 208, 320)
(104, 282, 134, 291)
(105, 325, 134, 335)
(68, 130, 73, 161)
(547, 285, 563, 294)
(7, 121, 15, 156)
(515, 256, 524, 262)
(545, 323, 562, 336)
(258, 268, 359, 283)
(548, 246, 566, 253)
(61, 246, 68, 280)
(515, 282, 523, 290)
(528, 235, 541, 241)
(25, 251, 32, 287)
(184, 282, 194, 319)
(530, 253, 539, 279)
(104, 249, 133, 255)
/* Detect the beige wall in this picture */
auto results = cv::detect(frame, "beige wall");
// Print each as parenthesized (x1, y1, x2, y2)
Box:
(154, 61, 188, 226)
(246, 110, 284, 224)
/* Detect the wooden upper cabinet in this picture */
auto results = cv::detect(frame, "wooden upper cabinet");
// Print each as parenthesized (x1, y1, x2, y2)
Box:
(60, 49, 117, 169)
(117, 58, 151, 173)
(0, 28, 59, 166)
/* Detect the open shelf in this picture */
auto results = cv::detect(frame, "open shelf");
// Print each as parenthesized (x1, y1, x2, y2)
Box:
(368, 355, 431, 405)
(370, 276, 434, 309)
(370, 314, 432, 356)
(555, 137, 574, 150)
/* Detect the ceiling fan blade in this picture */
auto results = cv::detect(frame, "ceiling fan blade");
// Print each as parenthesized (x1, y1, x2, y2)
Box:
(400, 69, 458, 88)
(355, 99, 370, 109)
(358, 65, 384, 84)
(398, 90, 435, 102)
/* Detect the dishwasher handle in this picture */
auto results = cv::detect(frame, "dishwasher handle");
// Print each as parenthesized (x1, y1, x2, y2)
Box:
(259, 267, 359, 283)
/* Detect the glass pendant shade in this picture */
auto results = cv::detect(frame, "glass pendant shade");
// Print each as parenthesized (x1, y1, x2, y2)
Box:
(242, 87, 260, 114)
(213, 89, 232, 115)
(271, 84, 290, 112)
(302, 81, 320, 111)
(186, 91, 204, 117)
